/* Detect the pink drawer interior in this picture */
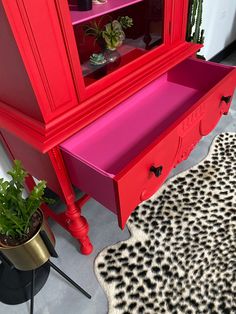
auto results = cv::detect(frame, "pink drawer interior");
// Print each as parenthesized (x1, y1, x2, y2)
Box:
(60, 58, 233, 176)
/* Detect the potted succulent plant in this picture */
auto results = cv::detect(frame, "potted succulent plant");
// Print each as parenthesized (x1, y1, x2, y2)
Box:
(84, 16, 133, 63)
(0, 160, 55, 271)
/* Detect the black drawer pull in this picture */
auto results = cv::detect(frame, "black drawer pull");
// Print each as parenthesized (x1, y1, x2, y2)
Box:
(221, 95, 232, 104)
(150, 165, 163, 177)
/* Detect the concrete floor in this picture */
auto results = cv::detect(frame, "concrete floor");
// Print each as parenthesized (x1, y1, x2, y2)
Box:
(0, 52, 236, 314)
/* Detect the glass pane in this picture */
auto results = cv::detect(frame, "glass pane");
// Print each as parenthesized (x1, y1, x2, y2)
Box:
(71, 0, 164, 86)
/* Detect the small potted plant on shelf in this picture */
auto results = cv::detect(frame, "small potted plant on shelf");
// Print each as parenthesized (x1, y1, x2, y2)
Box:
(84, 15, 133, 64)
(0, 160, 55, 271)
(88, 52, 107, 78)
(89, 52, 107, 65)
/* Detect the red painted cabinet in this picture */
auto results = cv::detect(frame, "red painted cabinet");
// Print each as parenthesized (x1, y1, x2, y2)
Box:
(0, 0, 235, 254)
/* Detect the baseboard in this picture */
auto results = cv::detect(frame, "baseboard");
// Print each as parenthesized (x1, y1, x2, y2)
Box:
(210, 40, 236, 63)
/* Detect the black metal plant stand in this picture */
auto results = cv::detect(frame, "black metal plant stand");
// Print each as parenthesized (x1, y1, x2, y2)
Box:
(0, 231, 91, 314)
(0, 253, 50, 306)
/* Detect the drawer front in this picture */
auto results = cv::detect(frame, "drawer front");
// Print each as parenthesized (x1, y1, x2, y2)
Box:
(175, 64, 236, 166)
(115, 129, 180, 228)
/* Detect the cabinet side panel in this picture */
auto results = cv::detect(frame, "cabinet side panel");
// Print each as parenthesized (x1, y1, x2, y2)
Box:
(0, 1, 43, 121)
(2, 0, 80, 121)
(1, 129, 64, 199)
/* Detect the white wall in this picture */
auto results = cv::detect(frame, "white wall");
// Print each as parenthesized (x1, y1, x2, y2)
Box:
(0, 144, 28, 198)
(0, 143, 12, 181)
(201, 0, 236, 60)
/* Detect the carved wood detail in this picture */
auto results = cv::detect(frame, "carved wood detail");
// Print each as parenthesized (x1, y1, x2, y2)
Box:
(48, 146, 93, 254)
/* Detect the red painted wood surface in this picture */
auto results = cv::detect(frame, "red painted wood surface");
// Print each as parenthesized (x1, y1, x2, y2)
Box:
(116, 128, 180, 228)
(1, 0, 79, 122)
(0, 1, 43, 121)
(48, 147, 93, 255)
(171, 0, 189, 43)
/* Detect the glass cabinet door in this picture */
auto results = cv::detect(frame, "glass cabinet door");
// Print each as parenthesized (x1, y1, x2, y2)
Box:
(69, 0, 164, 86)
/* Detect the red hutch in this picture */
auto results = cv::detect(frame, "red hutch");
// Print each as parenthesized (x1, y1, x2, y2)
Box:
(1, 0, 235, 254)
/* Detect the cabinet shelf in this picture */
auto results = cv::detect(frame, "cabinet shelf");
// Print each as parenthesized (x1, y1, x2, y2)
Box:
(69, 0, 143, 25)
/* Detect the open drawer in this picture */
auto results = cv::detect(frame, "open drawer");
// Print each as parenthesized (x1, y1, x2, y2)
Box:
(60, 58, 236, 228)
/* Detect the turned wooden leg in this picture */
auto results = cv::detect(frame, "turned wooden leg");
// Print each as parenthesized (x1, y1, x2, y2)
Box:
(48, 146, 93, 255)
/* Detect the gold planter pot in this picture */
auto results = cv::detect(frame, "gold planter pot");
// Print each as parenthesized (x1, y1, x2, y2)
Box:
(0, 210, 55, 271)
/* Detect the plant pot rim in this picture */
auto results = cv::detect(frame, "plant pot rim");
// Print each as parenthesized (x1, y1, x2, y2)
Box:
(0, 208, 44, 250)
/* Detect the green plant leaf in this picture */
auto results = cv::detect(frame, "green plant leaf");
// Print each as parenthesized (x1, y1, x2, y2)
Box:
(7, 160, 28, 187)
(0, 161, 53, 240)
(24, 180, 47, 233)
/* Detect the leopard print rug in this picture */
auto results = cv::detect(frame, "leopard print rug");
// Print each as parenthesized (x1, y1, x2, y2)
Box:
(95, 133, 236, 314)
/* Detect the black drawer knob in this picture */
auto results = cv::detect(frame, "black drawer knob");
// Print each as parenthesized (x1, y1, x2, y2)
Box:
(221, 95, 232, 104)
(150, 165, 163, 177)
